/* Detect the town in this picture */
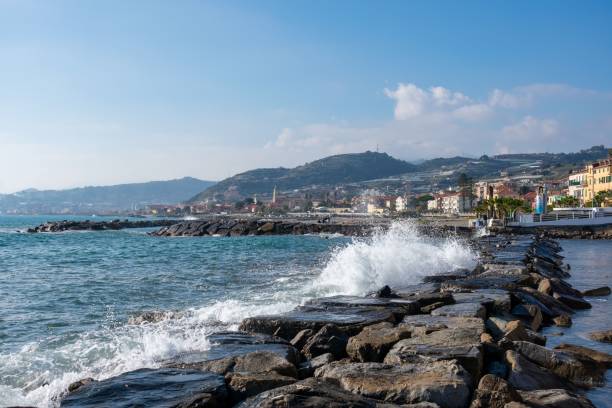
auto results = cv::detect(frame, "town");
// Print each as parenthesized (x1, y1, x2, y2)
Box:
(145, 152, 612, 224)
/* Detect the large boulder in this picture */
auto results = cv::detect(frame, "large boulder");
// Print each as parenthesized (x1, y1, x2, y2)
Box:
(552, 293, 591, 310)
(60, 368, 227, 408)
(400, 315, 485, 337)
(553, 343, 612, 368)
(236, 377, 408, 407)
(226, 372, 296, 404)
(315, 361, 472, 408)
(588, 329, 612, 344)
(512, 341, 606, 388)
(346, 322, 411, 362)
(469, 374, 522, 408)
(452, 289, 512, 315)
(518, 389, 595, 408)
(430, 302, 487, 319)
(384, 327, 483, 380)
(505, 350, 572, 391)
(239, 305, 395, 340)
(301, 324, 349, 360)
(581, 286, 611, 297)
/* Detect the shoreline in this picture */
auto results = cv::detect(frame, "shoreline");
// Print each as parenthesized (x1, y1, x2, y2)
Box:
(55, 233, 611, 408)
(26, 216, 612, 240)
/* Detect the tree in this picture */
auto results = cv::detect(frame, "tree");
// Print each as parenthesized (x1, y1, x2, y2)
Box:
(555, 196, 580, 208)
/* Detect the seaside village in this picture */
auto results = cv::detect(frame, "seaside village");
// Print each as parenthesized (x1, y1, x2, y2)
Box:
(146, 156, 612, 225)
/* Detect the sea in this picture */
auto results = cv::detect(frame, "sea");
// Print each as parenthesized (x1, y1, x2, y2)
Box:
(0, 215, 609, 407)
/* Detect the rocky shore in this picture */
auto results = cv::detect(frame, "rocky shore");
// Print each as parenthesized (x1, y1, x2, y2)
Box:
(150, 218, 377, 237)
(491, 224, 612, 240)
(27, 219, 178, 233)
(43, 233, 610, 408)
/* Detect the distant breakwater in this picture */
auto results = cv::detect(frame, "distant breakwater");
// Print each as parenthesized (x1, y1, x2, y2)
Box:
(27, 219, 177, 233)
(55, 233, 611, 408)
(491, 224, 612, 240)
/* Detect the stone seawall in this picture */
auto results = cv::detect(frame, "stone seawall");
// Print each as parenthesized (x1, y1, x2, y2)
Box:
(49, 233, 612, 408)
(491, 223, 612, 239)
(27, 219, 178, 233)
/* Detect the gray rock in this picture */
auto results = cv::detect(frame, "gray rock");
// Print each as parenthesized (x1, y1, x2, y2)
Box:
(315, 361, 472, 408)
(383, 327, 483, 380)
(60, 368, 227, 408)
(346, 322, 411, 362)
(226, 371, 297, 404)
(589, 329, 612, 343)
(505, 350, 572, 391)
(431, 302, 487, 319)
(400, 315, 485, 337)
(554, 343, 612, 368)
(512, 341, 606, 388)
(469, 374, 521, 408)
(236, 377, 406, 407)
(581, 286, 611, 297)
(302, 324, 349, 360)
(552, 293, 591, 310)
(518, 389, 595, 408)
(452, 289, 512, 314)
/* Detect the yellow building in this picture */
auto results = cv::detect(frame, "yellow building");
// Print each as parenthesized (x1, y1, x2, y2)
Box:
(584, 158, 612, 205)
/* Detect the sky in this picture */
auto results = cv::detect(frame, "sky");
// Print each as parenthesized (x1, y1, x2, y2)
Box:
(1, 0, 611, 193)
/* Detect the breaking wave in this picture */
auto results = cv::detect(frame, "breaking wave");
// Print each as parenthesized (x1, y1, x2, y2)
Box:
(313, 221, 477, 295)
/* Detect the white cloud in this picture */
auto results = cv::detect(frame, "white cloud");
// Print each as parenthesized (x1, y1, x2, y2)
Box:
(264, 82, 610, 163)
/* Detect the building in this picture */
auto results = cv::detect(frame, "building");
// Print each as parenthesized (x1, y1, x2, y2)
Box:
(432, 192, 472, 214)
(568, 158, 611, 205)
(584, 158, 612, 205)
(568, 169, 588, 202)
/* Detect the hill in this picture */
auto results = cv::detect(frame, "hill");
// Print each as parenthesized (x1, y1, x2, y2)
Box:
(0, 177, 216, 214)
(188, 152, 416, 202)
(188, 146, 610, 202)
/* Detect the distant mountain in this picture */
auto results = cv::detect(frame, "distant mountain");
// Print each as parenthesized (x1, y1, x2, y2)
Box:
(188, 146, 610, 202)
(188, 151, 416, 202)
(0, 177, 216, 214)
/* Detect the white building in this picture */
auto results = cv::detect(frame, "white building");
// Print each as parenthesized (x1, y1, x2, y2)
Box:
(440, 193, 472, 214)
(395, 196, 407, 212)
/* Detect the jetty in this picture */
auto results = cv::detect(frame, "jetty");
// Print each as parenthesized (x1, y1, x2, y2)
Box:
(56, 233, 611, 408)
(26, 219, 178, 233)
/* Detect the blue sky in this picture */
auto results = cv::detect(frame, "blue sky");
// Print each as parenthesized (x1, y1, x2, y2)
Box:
(1, 0, 611, 192)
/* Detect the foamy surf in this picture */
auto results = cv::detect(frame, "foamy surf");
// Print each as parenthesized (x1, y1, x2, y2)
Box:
(0, 220, 476, 408)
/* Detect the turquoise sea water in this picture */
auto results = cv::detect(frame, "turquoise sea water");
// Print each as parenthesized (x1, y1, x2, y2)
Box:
(0, 216, 609, 407)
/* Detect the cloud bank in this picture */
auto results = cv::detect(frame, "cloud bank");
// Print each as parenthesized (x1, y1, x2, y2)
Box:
(264, 82, 611, 162)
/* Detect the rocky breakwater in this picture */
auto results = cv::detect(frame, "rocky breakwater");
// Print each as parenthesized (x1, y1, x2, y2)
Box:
(150, 218, 373, 237)
(54, 234, 611, 408)
(27, 219, 178, 233)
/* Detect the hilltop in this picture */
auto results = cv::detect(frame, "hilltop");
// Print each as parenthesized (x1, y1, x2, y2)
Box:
(188, 152, 416, 202)
(0, 177, 216, 214)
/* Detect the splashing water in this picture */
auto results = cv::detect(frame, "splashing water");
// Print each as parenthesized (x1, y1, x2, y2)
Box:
(313, 221, 478, 295)
(0, 218, 476, 407)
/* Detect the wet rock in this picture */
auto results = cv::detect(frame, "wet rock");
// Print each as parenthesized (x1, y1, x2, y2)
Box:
(518, 389, 595, 408)
(302, 324, 349, 360)
(502, 321, 531, 343)
(511, 304, 543, 331)
(226, 372, 296, 404)
(239, 306, 395, 340)
(469, 374, 521, 408)
(430, 302, 487, 319)
(441, 276, 524, 292)
(236, 377, 405, 407)
(552, 293, 592, 310)
(297, 352, 334, 378)
(305, 296, 420, 319)
(553, 314, 572, 327)
(164, 331, 299, 369)
(554, 343, 612, 368)
(290, 329, 315, 350)
(452, 289, 512, 315)
(581, 286, 611, 297)
(505, 350, 572, 391)
(515, 287, 574, 317)
(67, 378, 94, 393)
(375, 285, 398, 298)
(394, 282, 441, 298)
(60, 368, 227, 408)
(384, 327, 483, 379)
(588, 329, 612, 343)
(512, 341, 606, 388)
(420, 301, 446, 313)
(346, 322, 411, 362)
(315, 360, 472, 408)
(127, 310, 182, 325)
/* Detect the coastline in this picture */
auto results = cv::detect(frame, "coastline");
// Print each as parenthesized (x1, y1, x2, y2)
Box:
(53, 233, 611, 408)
